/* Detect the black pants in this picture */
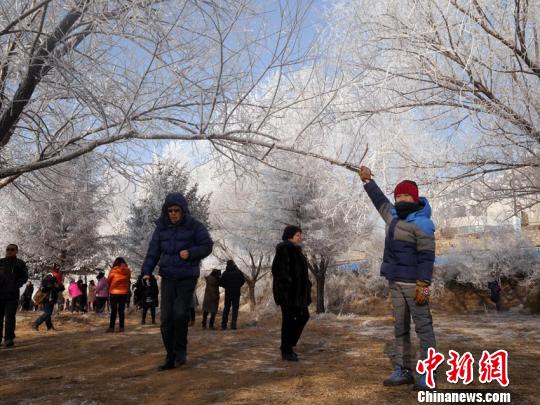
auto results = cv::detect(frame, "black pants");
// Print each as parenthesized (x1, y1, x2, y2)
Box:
(160, 278, 197, 361)
(221, 293, 240, 329)
(95, 297, 107, 313)
(189, 308, 196, 322)
(0, 299, 18, 342)
(202, 311, 216, 328)
(109, 294, 128, 328)
(21, 297, 32, 311)
(34, 301, 55, 330)
(280, 306, 309, 354)
(142, 304, 156, 323)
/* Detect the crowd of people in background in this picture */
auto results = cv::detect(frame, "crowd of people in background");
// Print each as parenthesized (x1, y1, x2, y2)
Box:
(0, 170, 451, 390)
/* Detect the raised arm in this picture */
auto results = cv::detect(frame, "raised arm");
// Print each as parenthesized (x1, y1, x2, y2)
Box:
(359, 166, 394, 224)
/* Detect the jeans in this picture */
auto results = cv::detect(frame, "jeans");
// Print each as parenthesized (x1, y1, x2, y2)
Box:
(0, 299, 19, 342)
(160, 278, 197, 361)
(34, 301, 54, 330)
(389, 281, 436, 369)
(109, 294, 128, 328)
(280, 305, 309, 354)
(221, 293, 240, 329)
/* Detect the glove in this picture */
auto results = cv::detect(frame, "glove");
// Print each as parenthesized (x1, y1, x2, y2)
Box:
(415, 280, 430, 305)
(358, 166, 373, 183)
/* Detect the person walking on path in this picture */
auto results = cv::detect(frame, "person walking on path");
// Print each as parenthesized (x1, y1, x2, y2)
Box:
(359, 166, 436, 391)
(137, 274, 159, 324)
(141, 192, 213, 371)
(68, 279, 82, 313)
(95, 271, 108, 313)
(219, 260, 245, 330)
(202, 269, 221, 330)
(271, 226, 312, 362)
(107, 258, 131, 332)
(0, 244, 28, 347)
(32, 265, 64, 332)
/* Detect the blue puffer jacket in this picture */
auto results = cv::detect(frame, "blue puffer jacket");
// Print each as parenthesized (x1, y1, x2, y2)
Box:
(364, 181, 436, 283)
(141, 193, 213, 281)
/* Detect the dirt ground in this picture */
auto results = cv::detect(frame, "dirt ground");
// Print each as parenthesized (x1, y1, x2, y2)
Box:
(0, 308, 539, 404)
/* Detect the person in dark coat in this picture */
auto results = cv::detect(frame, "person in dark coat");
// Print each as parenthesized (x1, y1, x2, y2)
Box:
(202, 269, 221, 329)
(0, 244, 29, 347)
(272, 226, 312, 362)
(78, 279, 88, 313)
(21, 281, 34, 311)
(137, 274, 159, 324)
(219, 260, 245, 330)
(141, 192, 213, 371)
(32, 265, 65, 331)
(488, 279, 502, 311)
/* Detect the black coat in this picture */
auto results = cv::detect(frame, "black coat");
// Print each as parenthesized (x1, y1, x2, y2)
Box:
(219, 264, 245, 296)
(0, 257, 29, 300)
(138, 275, 159, 307)
(40, 274, 65, 304)
(202, 274, 220, 313)
(272, 241, 312, 307)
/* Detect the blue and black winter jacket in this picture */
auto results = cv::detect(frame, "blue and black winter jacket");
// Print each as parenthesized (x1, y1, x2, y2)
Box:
(141, 193, 213, 281)
(364, 181, 435, 283)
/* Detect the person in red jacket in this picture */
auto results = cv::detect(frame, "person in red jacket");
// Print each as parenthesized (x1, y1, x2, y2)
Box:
(107, 257, 131, 333)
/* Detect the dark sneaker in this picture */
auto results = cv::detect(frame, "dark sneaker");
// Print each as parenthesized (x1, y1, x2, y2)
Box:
(31, 324, 39, 331)
(5, 340, 14, 348)
(383, 366, 414, 386)
(282, 352, 299, 362)
(106, 327, 114, 333)
(158, 359, 175, 371)
(118, 327, 124, 333)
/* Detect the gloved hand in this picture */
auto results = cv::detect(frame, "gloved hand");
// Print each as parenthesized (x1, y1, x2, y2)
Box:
(358, 166, 373, 183)
(415, 280, 430, 305)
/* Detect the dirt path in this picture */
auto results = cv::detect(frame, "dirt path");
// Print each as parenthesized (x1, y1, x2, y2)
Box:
(0, 309, 538, 404)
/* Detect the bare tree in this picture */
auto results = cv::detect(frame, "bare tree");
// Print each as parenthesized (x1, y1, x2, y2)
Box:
(242, 252, 270, 312)
(326, 0, 540, 206)
(0, 0, 372, 191)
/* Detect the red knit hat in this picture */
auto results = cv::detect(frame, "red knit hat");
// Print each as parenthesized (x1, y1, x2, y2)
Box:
(394, 180, 419, 203)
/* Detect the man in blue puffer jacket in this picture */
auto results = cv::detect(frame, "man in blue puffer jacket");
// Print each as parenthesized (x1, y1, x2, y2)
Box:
(359, 166, 436, 391)
(142, 192, 213, 371)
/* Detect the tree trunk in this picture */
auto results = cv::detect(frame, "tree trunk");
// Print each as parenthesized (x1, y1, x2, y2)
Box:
(247, 280, 256, 312)
(315, 274, 325, 314)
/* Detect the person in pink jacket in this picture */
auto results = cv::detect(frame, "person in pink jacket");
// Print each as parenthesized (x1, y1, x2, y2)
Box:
(68, 279, 82, 313)
(95, 271, 109, 314)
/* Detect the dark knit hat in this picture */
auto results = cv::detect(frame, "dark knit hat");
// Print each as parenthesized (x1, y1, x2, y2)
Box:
(282, 225, 302, 241)
(394, 180, 419, 203)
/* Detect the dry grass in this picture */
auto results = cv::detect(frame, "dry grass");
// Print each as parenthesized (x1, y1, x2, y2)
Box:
(0, 308, 538, 404)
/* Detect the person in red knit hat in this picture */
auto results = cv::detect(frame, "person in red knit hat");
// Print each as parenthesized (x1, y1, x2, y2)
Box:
(359, 167, 437, 391)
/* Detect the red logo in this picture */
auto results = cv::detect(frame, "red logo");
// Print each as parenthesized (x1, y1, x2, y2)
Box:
(478, 350, 509, 387)
(446, 350, 474, 385)
(416, 347, 445, 389)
